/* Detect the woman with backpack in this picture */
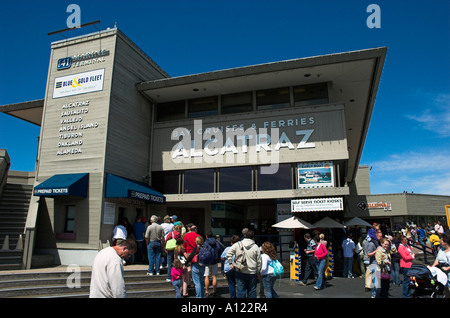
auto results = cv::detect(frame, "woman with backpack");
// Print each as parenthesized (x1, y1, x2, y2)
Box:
(260, 241, 279, 298)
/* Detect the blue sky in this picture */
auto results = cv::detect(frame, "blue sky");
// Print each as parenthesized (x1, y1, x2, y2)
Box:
(0, 0, 449, 195)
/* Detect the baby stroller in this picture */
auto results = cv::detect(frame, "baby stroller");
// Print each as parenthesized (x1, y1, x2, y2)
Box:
(408, 264, 447, 298)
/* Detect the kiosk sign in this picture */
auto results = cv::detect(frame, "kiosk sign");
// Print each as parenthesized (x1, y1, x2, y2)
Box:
(291, 197, 343, 212)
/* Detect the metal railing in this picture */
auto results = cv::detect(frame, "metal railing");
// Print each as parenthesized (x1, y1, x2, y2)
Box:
(407, 238, 435, 265)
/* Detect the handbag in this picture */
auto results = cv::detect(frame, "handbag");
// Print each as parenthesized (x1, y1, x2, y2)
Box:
(186, 245, 199, 265)
(380, 271, 391, 280)
(380, 262, 391, 280)
(165, 232, 177, 251)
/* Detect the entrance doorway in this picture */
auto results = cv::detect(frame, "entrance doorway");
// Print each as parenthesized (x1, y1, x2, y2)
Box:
(166, 207, 205, 235)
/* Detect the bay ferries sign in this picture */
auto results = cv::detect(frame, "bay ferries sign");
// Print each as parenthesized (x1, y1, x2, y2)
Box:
(163, 105, 347, 174)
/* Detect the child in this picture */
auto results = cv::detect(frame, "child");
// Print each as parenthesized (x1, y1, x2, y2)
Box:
(171, 258, 185, 298)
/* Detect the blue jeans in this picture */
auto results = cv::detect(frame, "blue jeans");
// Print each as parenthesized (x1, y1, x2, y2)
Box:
(302, 256, 318, 283)
(343, 257, 353, 278)
(235, 272, 257, 298)
(172, 279, 182, 298)
(391, 259, 401, 285)
(401, 267, 411, 298)
(262, 274, 279, 298)
(191, 263, 206, 298)
(314, 258, 327, 289)
(166, 250, 174, 280)
(147, 241, 162, 274)
(225, 270, 236, 298)
(369, 264, 378, 298)
(135, 240, 145, 263)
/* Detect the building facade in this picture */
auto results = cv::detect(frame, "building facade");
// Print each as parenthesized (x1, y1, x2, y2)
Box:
(1, 28, 389, 266)
(348, 166, 449, 229)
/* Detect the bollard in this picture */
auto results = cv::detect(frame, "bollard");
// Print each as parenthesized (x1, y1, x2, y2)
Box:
(1, 235, 10, 251)
(14, 234, 23, 251)
(325, 242, 334, 279)
(290, 242, 301, 281)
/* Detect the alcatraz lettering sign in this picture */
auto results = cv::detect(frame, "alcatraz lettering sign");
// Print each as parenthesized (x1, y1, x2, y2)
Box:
(155, 106, 346, 172)
(171, 118, 315, 160)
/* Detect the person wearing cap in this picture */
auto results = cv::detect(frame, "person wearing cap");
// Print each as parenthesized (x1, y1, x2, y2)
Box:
(171, 215, 180, 225)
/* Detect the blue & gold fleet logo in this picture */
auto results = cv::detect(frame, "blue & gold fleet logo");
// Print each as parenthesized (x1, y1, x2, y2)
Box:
(55, 77, 80, 89)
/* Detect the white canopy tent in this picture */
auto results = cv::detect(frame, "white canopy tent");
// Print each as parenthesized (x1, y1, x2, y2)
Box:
(272, 216, 314, 229)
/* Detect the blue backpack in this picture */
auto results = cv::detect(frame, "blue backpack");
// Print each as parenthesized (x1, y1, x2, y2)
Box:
(270, 259, 284, 277)
(198, 243, 215, 266)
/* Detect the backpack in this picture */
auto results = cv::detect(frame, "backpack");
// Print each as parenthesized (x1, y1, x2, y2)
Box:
(233, 241, 249, 272)
(198, 243, 215, 266)
(212, 240, 224, 263)
(270, 259, 284, 277)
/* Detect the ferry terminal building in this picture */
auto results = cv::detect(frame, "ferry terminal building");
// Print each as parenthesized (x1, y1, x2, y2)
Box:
(1, 28, 446, 267)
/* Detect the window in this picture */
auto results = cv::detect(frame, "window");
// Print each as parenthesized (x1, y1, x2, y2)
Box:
(188, 96, 218, 118)
(156, 100, 185, 122)
(65, 205, 76, 233)
(293, 83, 329, 106)
(256, 87, 290, 110)
(257, 164, 292, 191)
(152, 171, 180, 194)
(219, 166, 253, 192)
(221, 92, 253, 114)
(184, 169, 215, 193)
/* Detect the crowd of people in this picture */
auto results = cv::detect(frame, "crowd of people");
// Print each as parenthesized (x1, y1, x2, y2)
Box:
(294, 219, 450, 298)
(110, 215, 283, 298)
(331, 220, 450, 298)
(92, 215, 449, 298)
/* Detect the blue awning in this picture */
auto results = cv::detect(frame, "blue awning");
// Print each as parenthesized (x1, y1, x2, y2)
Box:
(105, 173, 166, 204)
(33, 173, 89, 197)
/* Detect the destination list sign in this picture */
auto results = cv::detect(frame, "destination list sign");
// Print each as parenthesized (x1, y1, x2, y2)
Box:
(57, 99, 99, 156)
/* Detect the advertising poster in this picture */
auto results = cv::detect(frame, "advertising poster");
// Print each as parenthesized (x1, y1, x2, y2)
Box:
(297, 161, 334, 188)
(53, 68, 105, 98)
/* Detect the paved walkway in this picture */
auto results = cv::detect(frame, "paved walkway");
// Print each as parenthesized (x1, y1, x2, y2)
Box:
(0, 264, 403, 298)
(271, 276, 402, 298)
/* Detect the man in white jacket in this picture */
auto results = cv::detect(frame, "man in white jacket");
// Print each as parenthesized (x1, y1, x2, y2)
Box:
(226, 229, 261, 298)
(89, 239, 136, 298)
